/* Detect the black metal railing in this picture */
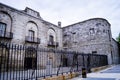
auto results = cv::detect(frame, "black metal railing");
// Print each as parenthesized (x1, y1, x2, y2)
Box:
(0, 32, 13, 39)
(47, 41, 59, 47)
(25, 36, 40, 44)
(0, 42, 108, 80)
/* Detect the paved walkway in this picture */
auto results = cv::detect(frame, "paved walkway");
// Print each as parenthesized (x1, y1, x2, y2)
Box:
(70, 65, 120, 80)
(0, 67, 72, 80)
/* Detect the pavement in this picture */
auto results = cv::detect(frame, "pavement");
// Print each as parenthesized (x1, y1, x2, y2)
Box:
(0, 67, 72, 80)
(70, 65, 120, 80)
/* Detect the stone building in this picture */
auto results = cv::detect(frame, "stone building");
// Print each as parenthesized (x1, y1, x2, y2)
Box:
(0, 3, 62, 69)
(112, 38, 120, 64)
(62, 18, 120, 64)
(0, 2, 119, 68)
(0, 3, 62, 48)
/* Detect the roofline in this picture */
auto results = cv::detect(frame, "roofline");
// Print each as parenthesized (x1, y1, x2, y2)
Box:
(62, 18, 111, 28)
(112, 38, 117, 42)
(0, 2, 21, 12)
(41, 19, 62, 29)
(25, 7, 39, 14)
(0, 2, 61, 28)
(0, 3, 42, 20)
(112, 38, 119, 43)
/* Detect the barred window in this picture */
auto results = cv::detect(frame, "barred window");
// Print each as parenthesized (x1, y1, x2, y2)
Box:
(0, 22, 6, 37)
(89, 28, 95, 34)
(49, 35, 54, 44)
(29, 30, 34, 41)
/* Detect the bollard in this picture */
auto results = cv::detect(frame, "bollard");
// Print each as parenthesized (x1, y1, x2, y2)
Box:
(82, 68, 87, 78)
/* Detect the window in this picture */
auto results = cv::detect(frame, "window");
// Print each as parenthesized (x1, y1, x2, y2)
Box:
(92, 51, 97, 54)
(96, 23, 101, 26)
(108, 30, 111, 41)
(49, 35, 54, 44)
(0, 22, 6, 37)
(89, 28, 95, 34)
(29, 30, 34, 41)
(103, 29, 105, 33)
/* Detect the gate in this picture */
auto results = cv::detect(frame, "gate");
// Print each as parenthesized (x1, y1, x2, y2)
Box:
(24, 47, 37, 69)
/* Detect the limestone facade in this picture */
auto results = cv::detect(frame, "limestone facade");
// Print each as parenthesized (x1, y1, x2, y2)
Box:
(0, 3, 62, 48)
(0, 3, 119, 65)
(63, 18, 120, 64)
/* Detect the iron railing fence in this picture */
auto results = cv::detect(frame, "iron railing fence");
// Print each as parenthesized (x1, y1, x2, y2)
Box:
(25, 36, 40, 44)
(47, 41, 59, 47)
(0, 32, 13, 39)
(0, 42, 108, 80)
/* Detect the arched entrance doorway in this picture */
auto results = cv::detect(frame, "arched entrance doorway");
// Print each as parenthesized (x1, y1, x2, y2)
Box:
(61, 54, 68, 67)
(24, 47, 37, 69)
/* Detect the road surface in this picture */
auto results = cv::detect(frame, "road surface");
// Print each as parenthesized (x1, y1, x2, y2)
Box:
(70, 65, 120, 80)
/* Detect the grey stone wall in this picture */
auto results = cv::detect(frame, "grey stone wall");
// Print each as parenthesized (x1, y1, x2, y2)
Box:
(0, 3, 119, 65)
(112, 38, 120, 64)
(62, 18, 113, 64)
(0, 3, 63, 48)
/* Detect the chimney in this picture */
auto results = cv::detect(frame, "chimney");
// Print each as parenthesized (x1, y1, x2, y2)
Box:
(58, 21, 61, 27)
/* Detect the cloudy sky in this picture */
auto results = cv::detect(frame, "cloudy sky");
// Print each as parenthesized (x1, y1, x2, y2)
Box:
(0, 0, 120, 39)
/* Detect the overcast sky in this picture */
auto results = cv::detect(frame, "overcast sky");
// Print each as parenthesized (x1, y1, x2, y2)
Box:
(0, 0, 120, 39)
